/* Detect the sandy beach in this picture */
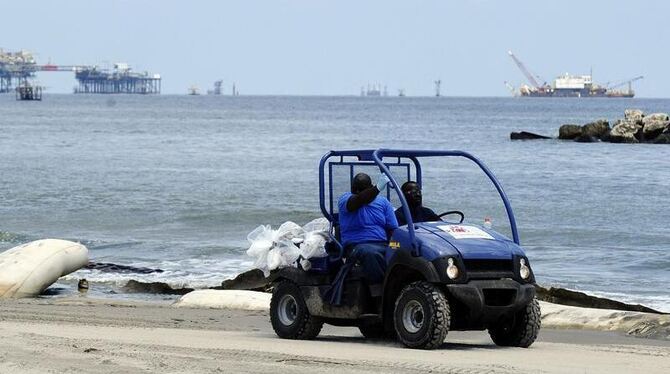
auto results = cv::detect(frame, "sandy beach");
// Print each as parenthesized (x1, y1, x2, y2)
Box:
(1, 297, 668, 374)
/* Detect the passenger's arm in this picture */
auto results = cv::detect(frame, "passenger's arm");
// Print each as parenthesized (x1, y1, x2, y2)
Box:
(384, 201, 399, 239)
(346, 186, 380, 212)
(426, 208, 441, 221)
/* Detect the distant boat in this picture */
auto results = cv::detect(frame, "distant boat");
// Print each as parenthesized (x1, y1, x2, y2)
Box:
(188, 85, 201, 95)
(507, 51, 642, 98)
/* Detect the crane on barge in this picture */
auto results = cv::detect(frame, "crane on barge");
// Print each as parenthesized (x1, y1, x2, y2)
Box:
(506, 50, 642, 98)
(605, 76, 644, 97)
(507, 51, 552, 96)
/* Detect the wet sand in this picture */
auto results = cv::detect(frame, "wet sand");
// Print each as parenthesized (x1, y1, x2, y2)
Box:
(0, 297, 668, 374)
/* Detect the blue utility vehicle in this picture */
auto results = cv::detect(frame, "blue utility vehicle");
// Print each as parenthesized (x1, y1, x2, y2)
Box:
(269, 149, 540, 349)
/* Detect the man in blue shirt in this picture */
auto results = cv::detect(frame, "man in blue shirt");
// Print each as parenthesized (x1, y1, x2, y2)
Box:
(337, 172, 398, 285)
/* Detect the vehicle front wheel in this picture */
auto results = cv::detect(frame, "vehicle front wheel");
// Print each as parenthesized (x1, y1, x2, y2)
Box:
(488, 298, 541, 348)
(393, 281, 450, 349)
(270, 281, 323, 340)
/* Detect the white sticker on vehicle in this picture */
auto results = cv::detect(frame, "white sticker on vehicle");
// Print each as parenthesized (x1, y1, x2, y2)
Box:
(437, 225, 494, 240)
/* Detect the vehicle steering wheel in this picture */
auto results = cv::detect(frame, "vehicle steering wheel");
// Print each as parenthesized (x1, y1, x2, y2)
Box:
(438, 210, 465, 224)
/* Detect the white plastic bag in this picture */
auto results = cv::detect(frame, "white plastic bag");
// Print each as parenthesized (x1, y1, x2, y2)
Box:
(274, 221, 305, 243)
(266, 242, 301, 271)
(246, 225, 275, 276)
(246, 225, 274, 257)
(302, 217, 330, 233)
(300, 218, 330, 259)
(300, 232, 329, 259)
(267, 221, 304, 272)
(245, 219, 331, 276)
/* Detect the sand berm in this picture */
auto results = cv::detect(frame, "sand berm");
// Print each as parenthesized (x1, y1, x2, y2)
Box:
(1, 294, 668, 374)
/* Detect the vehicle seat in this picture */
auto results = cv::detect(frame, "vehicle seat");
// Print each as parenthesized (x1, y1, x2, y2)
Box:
(326, 214, 345, 259)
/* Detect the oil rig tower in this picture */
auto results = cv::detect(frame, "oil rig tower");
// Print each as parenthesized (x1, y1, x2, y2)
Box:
(207, 80, 223, 95)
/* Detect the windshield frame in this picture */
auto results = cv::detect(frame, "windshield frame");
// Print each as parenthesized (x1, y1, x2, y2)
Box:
(371, 149, 520, 250)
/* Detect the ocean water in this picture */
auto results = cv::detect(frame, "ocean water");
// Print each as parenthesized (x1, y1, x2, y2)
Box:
(0, 94, 668, 311)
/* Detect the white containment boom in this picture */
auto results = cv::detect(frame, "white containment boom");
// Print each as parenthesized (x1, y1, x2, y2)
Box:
(174, 290, 271, 311)
(0, 239, 89, 298)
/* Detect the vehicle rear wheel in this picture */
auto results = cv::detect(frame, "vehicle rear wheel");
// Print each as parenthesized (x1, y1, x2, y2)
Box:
(393, 281, 450, 349)
(270, 281, 323, 340)
(488, 298, 541, 348)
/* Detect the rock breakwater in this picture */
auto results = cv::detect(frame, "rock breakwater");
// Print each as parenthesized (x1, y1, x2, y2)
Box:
(558, 109, 670, 144)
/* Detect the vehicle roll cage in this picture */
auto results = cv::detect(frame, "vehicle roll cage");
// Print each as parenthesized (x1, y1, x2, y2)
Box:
(319, 149, 520, 257)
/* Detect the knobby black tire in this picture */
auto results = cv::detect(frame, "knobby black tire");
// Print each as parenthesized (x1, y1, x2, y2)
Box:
(270, 281, 323, 340)
(394, 281, 450, 349)
(489, 298, 541, 348)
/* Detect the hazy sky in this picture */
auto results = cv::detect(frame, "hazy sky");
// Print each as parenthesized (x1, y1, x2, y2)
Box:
(2, 0, 667, 96)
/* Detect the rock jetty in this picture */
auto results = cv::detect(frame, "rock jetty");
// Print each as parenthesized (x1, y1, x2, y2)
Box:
(510, 131, 552, 140)
(511, 109, 670, 144)
(558, 109, 670, 144)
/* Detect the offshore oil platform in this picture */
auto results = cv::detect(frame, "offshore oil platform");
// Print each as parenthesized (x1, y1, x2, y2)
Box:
(506, 51, 643, 98)
(1, 48, 161, 96)
(74, 63, 160, 94)
(0, 50, 39, 99)
(360, 84, 388, 97)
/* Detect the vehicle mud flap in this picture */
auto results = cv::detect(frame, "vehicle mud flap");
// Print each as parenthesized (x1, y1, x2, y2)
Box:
(321, 261, 354, 305)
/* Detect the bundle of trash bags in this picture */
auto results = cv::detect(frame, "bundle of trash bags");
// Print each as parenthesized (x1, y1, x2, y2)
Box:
(246, 218, 331, 276)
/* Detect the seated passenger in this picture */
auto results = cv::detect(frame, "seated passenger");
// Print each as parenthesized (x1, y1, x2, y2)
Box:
(394, 181, 440, 226)
(337, 173, 398, 285)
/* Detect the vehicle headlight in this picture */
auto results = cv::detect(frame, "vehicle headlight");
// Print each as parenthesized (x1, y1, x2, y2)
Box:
(519, 258, 531, 280)
(446, 258, 459, 279)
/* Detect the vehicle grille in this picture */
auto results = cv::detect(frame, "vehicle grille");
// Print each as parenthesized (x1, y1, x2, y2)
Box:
(463, 259, 514, 279)
(463, 259, 513, 272)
